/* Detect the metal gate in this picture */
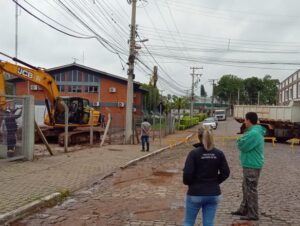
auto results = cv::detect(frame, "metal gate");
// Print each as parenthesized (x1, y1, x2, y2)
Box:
(0, 95, 34, 161)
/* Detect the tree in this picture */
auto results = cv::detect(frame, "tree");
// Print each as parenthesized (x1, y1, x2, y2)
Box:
(214, 75, 243, 104)
(260, 75, 279, 105)
(215, 74, 279, 105)
(243, 77, 264, 104)
(172, 95, 188, 121)
(141, 84, 160, 113)
(200, 85, 207, 97)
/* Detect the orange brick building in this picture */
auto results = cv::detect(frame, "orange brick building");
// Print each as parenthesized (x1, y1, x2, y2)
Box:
(9, 63, 147, 128)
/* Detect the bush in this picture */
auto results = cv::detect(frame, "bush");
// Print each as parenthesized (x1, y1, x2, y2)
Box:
(178, 115, 199, 130)
(195, 113, 207, 122)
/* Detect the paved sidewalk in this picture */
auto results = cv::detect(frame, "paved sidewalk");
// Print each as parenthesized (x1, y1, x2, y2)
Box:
(0, 129, 196, 216)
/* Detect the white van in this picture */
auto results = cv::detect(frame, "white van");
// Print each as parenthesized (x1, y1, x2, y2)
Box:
(214, 109, 226, 121)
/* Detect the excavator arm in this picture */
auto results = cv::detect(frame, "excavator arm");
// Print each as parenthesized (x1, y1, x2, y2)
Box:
(0, 59, 64, 125)
(0, 70, 6, 110)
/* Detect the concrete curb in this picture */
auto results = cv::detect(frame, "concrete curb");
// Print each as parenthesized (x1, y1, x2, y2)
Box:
(120, 133, 194, 170)
(0, 192, 61, 225)
(0, 133, 194, 225)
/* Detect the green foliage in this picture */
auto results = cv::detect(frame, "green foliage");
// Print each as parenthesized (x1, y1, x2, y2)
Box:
(177, 115, 199, 130)
(164, 100, 172, 115)
(214, 74, 243, 104)
(172, 95, 189, 121)
(215, 74, 279, 105)
(141, 84, 160, 113)
(194, 113, 206, 122)
(260, 75, 279, 105)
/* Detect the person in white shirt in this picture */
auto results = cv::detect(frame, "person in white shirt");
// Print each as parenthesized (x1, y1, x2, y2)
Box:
(140, 118, 151, 152)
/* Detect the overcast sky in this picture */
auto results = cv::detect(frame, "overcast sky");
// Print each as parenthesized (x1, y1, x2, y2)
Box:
(1, 0, 300, 96)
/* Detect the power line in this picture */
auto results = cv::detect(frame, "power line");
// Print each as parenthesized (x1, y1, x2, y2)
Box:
(12, 0, 95, 39)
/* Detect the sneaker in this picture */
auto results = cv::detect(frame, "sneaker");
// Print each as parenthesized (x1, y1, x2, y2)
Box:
(231, 211, 246, 216)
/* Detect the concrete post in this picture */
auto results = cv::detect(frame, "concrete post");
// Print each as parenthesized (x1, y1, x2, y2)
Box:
(22, 95, 34, 160)
(125, 0, 137, 144)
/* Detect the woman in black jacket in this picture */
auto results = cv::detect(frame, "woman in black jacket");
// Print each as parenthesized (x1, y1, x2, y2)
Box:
(183, 126, 230, 226)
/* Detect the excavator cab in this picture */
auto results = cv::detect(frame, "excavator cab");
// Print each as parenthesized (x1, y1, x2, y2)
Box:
(52, 97, 99, 127)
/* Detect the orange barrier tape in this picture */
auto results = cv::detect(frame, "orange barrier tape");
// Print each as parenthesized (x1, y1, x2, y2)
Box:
(214, 136, 240, 146)
(264, 137, 276, 147)
(168, 135, 197, 149)
(289, 138, 300, 149)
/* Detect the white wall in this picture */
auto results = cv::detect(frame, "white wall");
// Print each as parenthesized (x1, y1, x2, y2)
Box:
(35, 105, 46, 126)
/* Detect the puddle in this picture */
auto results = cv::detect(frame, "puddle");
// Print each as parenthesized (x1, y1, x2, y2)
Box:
(152, 169, 180, 177)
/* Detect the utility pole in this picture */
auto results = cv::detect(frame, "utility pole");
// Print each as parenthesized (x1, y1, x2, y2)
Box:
(190, 67, 203, 117)
(209, 79, 217, 116)
(125, 0, 137, 144)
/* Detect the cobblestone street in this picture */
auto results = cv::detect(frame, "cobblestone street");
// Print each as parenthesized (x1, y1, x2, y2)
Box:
(0, 129, 192, 216)
(12, 119, 300, 226)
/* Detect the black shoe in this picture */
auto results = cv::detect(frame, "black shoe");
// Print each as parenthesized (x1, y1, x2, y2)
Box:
(231, 211, 246, 216)
(141, 149, 145, 152)
(240, 216, 259, 221)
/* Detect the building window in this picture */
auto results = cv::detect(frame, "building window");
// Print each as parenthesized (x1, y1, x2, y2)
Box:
(298, 82, 300, 97)
(68, 85, 82, 93)
(83, 73, 89, 82)
(289, 88, 293, 100)
(54, 72, 65, 82)
(83, 74, 100, 83)
(93, 76, 99, 83)
(84, 86, 98, 93)
(65, 72, 71, 81)
(71, 70, 80, 82)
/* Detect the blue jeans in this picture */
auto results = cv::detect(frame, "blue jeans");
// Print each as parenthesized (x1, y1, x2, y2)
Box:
(141, 135, 149, 150)
(183, 195, 220, 226)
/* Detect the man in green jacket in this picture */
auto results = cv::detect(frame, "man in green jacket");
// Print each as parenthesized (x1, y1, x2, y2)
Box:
(231, 112, 266, 221)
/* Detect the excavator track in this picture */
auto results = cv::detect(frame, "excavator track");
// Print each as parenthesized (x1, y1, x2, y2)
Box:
(58, 128, 104, 146)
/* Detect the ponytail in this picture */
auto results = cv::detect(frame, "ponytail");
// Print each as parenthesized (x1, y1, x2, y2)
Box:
(202, 127, 214, 151)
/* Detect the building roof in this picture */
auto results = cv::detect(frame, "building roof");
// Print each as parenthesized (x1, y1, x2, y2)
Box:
(46, 62, 143, 87)
(6, 62, 148, 92)
(280, 69, 300, 84)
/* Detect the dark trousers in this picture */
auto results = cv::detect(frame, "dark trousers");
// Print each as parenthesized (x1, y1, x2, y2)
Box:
(238, 168, 261, 218)
(141, 135, 149, 151)
(7, 130, 17, 150)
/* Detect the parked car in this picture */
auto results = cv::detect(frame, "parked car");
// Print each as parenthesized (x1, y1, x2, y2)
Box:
(202, 117, 218, 129)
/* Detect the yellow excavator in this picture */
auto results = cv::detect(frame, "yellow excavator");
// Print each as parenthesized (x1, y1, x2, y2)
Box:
(0, 55, 102, 146)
